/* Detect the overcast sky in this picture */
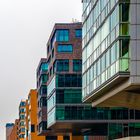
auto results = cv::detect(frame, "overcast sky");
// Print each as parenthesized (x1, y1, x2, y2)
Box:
(0, 0, 82, 139)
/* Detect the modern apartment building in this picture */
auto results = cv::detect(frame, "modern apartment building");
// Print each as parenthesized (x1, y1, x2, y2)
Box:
(82, 0, 140, 109)
(6, 123, 14, 140)
(46, 23, 83, 137)
(37, 22, 140, 140)
(19, 100, 26, 140)
(27, 89, 46, 140)
(37, 58, 48, 136)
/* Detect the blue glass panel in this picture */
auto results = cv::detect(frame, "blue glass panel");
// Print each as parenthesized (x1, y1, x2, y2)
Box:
(56, 29, 69, 42)
(75, 29, 82, 38)
(57, 44, 73, 52)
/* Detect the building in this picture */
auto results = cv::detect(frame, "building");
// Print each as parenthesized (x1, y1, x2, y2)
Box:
(46, 22, 83, 139)
(25, 99, 29, 140)
(82, 0, 140, 109)
(37, 22, 140, 140)
(27, 89, 46, 140)
(8, 119, 19, 140)
(6, 123, 14, 140)
(36, 58, 48, 136)
(19, 100, 26, 140)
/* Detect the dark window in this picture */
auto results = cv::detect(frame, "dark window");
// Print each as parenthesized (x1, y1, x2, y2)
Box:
(40, 86, 47, 95)
(56, 30, 69, 42)
(75, 29, 82, 38)
(40, 97, 47, 107)
(120, 3, 130, 22)
(57, 44, 73, 53)
(56, 60, 69, 72)
(47, 136, 57, 140)
(64, 136, 70, 140)
(73, 60, 82, 71)
(135, 110, 140, 119)
(31, 124, 35, 132)
(56, 74, 82, 87)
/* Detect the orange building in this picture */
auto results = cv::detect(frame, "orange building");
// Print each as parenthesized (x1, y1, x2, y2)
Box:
(8, 119, 19, 140)
(27, 89, 45, 140)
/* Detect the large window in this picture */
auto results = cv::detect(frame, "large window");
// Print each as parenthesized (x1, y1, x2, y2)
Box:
(47, 94, 56, 112)
(56, 74, 82, 87)
(73, 60, 82, 71)
(31, 125, 35, 133)
(56, 60, 69, 72)
(56, 89, 82, 104)
(56, 29, 69, 42)
(57, 44, 73, 53)
(47, 76, 56, 97)
(47, 108, 55, 127)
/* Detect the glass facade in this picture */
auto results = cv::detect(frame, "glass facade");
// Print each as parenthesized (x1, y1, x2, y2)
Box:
(82, 0, 130, 100)
(84, 122, 140, 140)
(47, 74, 82, 127)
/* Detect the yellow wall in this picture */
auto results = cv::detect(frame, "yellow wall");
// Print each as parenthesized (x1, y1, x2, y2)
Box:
(28, 89, 45, 140)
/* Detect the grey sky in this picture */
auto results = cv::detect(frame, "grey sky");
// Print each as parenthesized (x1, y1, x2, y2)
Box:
(0, 0, 82, 139)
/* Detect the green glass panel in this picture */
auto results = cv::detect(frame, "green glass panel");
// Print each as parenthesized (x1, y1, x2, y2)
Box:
(119, 58, 129, 71)
(56, 107, 65, 120)
(120, 23, 129, 36)
(135, 123, 140, 128)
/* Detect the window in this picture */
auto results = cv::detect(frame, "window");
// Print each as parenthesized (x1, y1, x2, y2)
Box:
(120, 3, 130, 22)
(40, 86, 47, 95)
(120, 39, 129, 58)
(20, 128, 25, 132)
(39, 121, 47, 131)
(20, 114, 25, 120)
(47, 76, 56, 97)
(57, 44, 73, 53)
(56, 89, 82, 104)
(73, 60, 82, 71)
(47, 136, 57, 140)
(75, 29, 82, 38)
(31, 125, 35, 132)
(64, 136, 70, 140)
(40, 74, 47, 84)
(56, 74, 82, 87)
(40, 97, 47, 107)
(56, 60, 69, 72)
(19, 134, 25, 138)
(47, 94, 56, 112)
(56, 30, 69, 42)
(111, 44, 116, 64)
(41, 63, 48, 71)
